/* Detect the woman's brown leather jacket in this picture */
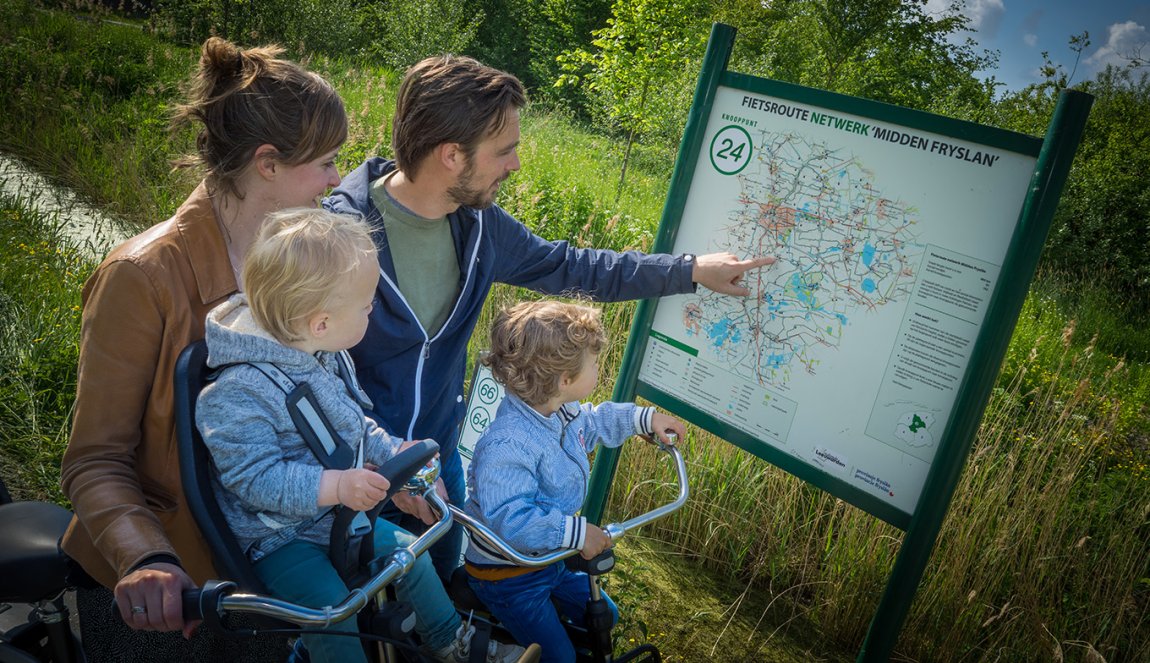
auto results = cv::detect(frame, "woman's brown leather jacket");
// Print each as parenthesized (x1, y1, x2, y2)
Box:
(60, 183, 235, 588)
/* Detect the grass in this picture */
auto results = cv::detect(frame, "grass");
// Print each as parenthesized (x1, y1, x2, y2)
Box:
(0, 194, 93, 504)
(1, 4, 1148, 662)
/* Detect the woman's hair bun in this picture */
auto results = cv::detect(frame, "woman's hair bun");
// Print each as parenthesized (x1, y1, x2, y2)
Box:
(199, 36, 244, 81)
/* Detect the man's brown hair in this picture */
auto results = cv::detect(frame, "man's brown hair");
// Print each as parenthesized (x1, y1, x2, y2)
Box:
(391, 55, 525, 179)
(484, 301, 606, 406)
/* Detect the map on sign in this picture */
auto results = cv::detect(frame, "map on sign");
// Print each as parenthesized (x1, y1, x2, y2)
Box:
(686, 131, 922, 389)
(638, 85, 1038, 516)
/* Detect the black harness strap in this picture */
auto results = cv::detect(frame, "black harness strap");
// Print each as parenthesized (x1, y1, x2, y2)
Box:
(210, 353, 374, 581)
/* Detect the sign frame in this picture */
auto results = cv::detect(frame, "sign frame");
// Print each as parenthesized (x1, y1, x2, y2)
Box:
(582, 23, 1091, 662)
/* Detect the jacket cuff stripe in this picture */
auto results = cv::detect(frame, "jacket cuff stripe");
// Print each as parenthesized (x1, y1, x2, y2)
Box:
(563, 515, 587, 550)
(635, 407, 655, 436)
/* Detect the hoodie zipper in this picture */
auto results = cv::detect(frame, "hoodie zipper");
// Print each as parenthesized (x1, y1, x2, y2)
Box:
(375, 210, 484, 439)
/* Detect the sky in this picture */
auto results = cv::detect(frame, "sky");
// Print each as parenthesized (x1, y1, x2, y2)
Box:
(923, 0, 1150, 92)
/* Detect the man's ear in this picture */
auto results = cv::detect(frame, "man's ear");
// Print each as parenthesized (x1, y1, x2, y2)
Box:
(253, 144, 281, 181)
(437, 142, 467, 174)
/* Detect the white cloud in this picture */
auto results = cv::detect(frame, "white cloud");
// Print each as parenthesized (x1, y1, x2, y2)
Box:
(923, 0, 1005, 38)
(1086, 21, 1149, 68)
(1024, 33, 1037, 48)
(967, 0, 1005, 38)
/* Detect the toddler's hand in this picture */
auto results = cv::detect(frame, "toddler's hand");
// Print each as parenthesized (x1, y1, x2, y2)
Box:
(581, 524, 612, 560)
(336, 468, 390, 510)
(650, 413, 686, 445)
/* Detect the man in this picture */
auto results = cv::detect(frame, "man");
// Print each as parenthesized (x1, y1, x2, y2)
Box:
(324, 55, 773, 581)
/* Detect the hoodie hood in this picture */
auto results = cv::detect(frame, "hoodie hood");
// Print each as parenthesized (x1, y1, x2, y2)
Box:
(204, 294, 317, 371)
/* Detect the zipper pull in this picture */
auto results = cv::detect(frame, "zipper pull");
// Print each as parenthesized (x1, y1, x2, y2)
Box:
(423, 341, 431, 359)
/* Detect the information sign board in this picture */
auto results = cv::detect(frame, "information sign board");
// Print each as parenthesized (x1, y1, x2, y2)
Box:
(635, 83, 1041, 525)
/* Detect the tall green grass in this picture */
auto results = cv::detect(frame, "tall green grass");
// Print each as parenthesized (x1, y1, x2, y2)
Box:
(1, 5, 1147, 661)
(0, 194, 94, 502)
(608, 292, 1150, 661)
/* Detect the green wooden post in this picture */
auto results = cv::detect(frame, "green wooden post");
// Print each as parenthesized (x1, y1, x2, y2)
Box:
(583, 23, 737, 525)
(857, 88, 1094, 661)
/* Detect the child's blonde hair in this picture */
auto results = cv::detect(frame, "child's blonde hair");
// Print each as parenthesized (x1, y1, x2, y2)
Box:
(484, 300, 606, 406)
(244, 207, 377, 343)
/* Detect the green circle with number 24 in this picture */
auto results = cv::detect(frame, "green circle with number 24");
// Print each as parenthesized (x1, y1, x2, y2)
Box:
(709, 125, 753, 175)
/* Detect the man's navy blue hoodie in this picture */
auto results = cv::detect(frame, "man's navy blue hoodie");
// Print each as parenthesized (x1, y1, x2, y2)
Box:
(323, 157, 696, 484)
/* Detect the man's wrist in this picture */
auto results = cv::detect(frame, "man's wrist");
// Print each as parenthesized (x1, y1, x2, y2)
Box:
(680, 253, 699, 292)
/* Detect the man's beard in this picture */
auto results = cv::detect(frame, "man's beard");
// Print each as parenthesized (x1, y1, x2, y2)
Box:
(447, 159, 497, 210)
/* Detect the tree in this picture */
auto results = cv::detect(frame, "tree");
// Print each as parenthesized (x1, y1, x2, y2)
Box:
(557, 0, 711, 193)
(720, 0, 996, 115)
(993, 36, 1150, 309)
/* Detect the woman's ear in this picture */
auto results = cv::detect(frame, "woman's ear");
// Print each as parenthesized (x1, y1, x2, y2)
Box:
(253, 144, 281, 181)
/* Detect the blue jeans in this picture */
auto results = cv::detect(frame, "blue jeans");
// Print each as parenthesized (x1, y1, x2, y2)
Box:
(467, 563, 619, 663)
(255, 518, 460, 663)
(382, 444, 466, 584)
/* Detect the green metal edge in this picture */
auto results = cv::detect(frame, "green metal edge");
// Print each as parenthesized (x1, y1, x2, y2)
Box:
(584, 22, 738, 525)
(857, 88, 1094, 662)
(723, 71, 1043, 156)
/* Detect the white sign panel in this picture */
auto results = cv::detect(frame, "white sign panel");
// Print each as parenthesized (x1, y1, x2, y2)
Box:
(639, 85, 1037, 515)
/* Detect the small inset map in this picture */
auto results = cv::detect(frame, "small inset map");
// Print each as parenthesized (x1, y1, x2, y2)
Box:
(683, 130, 922, 388)
(895, 411, 935, 447)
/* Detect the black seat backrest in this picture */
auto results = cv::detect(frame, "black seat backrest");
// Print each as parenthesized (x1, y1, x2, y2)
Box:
(174, 339, 269, 593)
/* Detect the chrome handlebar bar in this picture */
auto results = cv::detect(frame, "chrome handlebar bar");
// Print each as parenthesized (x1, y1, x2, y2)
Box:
(443, 439, 688, 567)
(178, 438, 687, 627)
(193, 478, 451, 628)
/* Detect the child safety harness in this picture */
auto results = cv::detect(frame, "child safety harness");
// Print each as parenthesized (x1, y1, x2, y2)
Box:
(210, 349, 375, 581)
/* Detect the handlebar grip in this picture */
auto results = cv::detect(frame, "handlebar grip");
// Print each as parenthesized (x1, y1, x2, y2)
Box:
(181, 588, 205, 621)
(565, 549, 616, 576)
(109, 580, 235, 627)
(378, 439, 440, 504)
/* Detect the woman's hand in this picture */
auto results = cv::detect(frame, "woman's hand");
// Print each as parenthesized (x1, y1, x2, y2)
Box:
(114, 562, 199, 638)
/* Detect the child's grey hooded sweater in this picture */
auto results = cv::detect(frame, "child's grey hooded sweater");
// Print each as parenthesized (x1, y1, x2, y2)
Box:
(196, 294, 401, 561)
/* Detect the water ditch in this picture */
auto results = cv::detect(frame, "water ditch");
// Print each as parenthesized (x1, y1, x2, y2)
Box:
(0, 153, 129, 259)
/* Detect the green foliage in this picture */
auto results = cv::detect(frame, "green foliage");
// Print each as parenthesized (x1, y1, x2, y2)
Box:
(991, 44, 1150, 315)
(0, 197, 92, 503)
(0, 3, 194, 228)
(558, 0, 710, 146)
(466, 0, 614, 101)
(349, 0, 483, 71)
(151, 0, 354, 54)
(152, 0, 481, 68)
(721, 0, 997, 115)
(1046, 68, 1150, 305)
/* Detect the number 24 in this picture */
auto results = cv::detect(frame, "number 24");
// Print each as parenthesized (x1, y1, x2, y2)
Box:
(717, 138, 746, 161)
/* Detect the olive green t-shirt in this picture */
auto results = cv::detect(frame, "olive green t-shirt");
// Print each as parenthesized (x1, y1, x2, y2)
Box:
(369, 174, 460, 336)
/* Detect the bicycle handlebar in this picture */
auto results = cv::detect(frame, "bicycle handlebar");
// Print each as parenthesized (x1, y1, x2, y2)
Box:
(158, 488, 452, 628)
(447, 439, 688, 567)
(113, 442, 449, 630)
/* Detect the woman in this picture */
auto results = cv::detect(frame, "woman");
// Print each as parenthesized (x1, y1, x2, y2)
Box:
(59, 36, 346, 656)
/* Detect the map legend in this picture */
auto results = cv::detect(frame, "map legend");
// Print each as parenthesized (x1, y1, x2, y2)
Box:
(639, 333, 797, 445)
